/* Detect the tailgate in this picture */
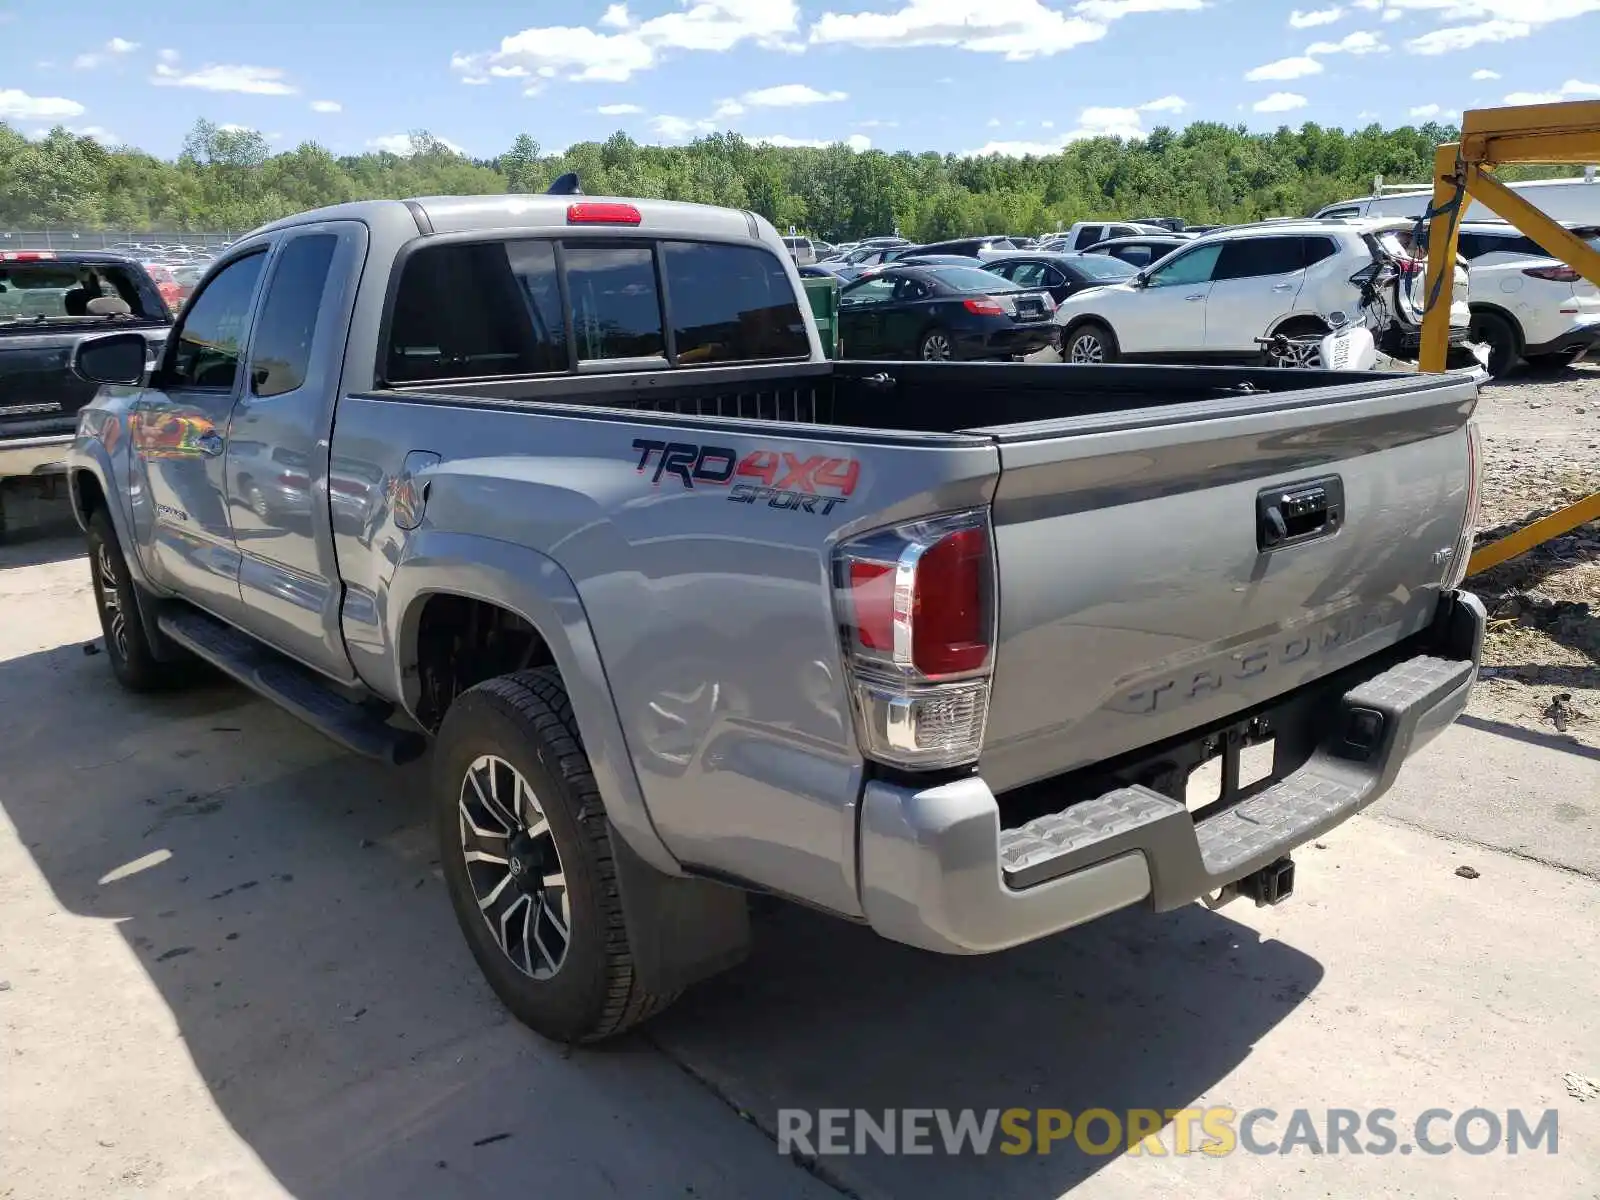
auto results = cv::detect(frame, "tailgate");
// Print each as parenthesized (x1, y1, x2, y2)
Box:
(975, 373, 1478, 793)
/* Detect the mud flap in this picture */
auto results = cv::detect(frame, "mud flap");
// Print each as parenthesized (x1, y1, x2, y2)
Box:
(611, 824, 751, 995)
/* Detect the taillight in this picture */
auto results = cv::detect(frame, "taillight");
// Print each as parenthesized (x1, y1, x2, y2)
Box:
(1444, 419, 1482, 590)
(1522, 264, 1581, 283)
(963, 296, 1006, 316)
(833, 509, 994, 770)
(1, 250, 56, 261)
(567, 202, 642, 226)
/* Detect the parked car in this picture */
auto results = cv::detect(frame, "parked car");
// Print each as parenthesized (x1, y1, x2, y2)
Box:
(1418, 220, 1600, 375)
(1056, 221, 1175, 252)
(66, 191, 1484, 1047)
(0, 250, 171, 499)
(908, 235, 1020, 260)
(983, 250, 1141, 304)
(838, 263, 1058, 360)
(813, 244, 916, 281)
(859, 253, 986, 276)
(1315, 172, 1600, 224)
(1054, 219, 1473, 368)
(1081, 234, 1196, 269)
(170, 263, 207, 306)
(140, 262, 185, 312)
(782, 236, 818, 265)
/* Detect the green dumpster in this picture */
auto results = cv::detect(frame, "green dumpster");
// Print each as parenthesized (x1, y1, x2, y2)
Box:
(802, 275, 840, 359)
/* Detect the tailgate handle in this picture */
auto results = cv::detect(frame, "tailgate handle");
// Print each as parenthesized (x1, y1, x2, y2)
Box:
(1257, 476, 1343, 551)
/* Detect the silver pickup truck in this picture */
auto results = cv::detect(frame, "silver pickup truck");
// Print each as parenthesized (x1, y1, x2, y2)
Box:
(65, 193, 1485, 1043)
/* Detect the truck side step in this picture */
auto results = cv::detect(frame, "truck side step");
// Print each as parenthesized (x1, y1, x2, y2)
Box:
(157, 607, 426, 766)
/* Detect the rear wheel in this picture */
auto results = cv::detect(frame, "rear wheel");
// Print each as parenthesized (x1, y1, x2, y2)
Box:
(86, 510, 189, 692)
(1065, 321, 1117, 364)
(918, 329, 955, 361)
(1469, 310, 1520, 378)
(434, 668, 677, 1043)
(1263, 318, 1330, 368)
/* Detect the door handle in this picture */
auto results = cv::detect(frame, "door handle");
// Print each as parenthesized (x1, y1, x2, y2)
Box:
(1185, 293, 1206, 301)
(1272, 282, 1294, 292)
(196, 430, 224, 457)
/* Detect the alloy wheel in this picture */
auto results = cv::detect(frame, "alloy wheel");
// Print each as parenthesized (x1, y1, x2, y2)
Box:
(1268, 340, 1322, 369)
(1069, 334, 1104, 364)
(96, 544, 129, 662)
(459, 754, 571, 980)
(921, 333, 953, 361)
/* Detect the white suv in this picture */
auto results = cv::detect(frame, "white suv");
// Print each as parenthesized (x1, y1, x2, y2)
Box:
(1453, 221, 1600, 374)
(1054, 219, 1471, 368)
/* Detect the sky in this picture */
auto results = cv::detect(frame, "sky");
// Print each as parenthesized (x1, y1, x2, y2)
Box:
(2, 0, 1599, 160)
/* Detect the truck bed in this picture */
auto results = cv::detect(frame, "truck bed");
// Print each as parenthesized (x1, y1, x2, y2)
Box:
(377, 359, 1466, 437)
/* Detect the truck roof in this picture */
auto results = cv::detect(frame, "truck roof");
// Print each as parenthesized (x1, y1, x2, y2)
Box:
(245, 194, 762, 242)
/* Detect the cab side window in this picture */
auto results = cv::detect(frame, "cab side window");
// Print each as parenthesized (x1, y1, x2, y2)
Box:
(167, 252, 266, 390)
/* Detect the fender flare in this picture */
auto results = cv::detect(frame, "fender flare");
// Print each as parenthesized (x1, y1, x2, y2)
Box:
(386, 530, 682, 876)
(67, 440, 155, 588)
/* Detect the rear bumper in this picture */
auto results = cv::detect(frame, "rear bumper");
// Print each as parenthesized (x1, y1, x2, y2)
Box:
(0, 433, 74, 480)
(857, 590, 1484, 954)
(1524, 314, 1600, 358)
(966, 324, 1058, 359)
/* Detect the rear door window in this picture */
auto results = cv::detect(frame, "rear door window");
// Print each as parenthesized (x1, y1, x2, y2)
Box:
(1074, 225, 1105, 249)
(248, 234, 337, 398)
(386, 240, 566, 382)
(565, 244, 664, 362)
(1301, 237, 1340, 267)
(660, 241, 808, 364)
(1214, 236, 1305, 281)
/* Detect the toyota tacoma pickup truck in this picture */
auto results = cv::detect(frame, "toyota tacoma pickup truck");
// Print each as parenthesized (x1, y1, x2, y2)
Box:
(64, 193, 1486, 1043)
(0, 250, 170, 531)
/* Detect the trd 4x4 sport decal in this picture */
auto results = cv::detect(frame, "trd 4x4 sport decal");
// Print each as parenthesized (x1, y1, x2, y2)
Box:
(631, 439, 860, 516)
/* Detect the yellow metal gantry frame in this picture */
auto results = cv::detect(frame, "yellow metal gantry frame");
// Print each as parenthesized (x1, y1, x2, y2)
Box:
(1418, 99, 1600, 576)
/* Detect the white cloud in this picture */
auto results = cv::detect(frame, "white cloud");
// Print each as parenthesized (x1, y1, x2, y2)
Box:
(1042, 119, 1055, 127)
(1409, 103, 1442, 116)
(367, 133, 467, 156)
(713, 99, 746, 117)
(986, 117, 1001, 127)
(1393, 2, 1600, 58)
(1382, 6, 1403, 17)
(748, 132, 873, 150)
(651, 114, 717, 140)
(150, 63, 297, 94)
(1072, 0, 1204, 16)
(1290, 6, 1343, 26)
(73, 125, 119, 142)
(309, 99, 341, 113)
(465, 1, 802, 84)
(597, 102, 645, 114)
(809, 0, 1107, 60)
(1245, 55, 1324, 81)
(461, 76, 491, 85)
(158, 48, 180, 63)
(971, 95, 1188, 154)
(1407, 18, 1529, 53)
(0, 89, 86, 120)
(738, 83, 847, 107)
(1254, 91, 1309, 112)
(1306, 28, 1387, 52)
(1471, 67, 1500, 79)
(1504, 78, 1600, 104)
(72, 36, 141, 69)
(217, 123, 257, 134)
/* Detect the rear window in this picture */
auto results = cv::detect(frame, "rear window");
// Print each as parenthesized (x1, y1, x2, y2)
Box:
(1072, 255, 1140, 280)
(0, 261, 161, 323)
(661, 241, 808, 365)
(385, 237, 807, 382)
(927, 266, 1019, 293)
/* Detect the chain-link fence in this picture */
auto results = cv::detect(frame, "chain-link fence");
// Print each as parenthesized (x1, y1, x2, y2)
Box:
(1, 230, 241, 251)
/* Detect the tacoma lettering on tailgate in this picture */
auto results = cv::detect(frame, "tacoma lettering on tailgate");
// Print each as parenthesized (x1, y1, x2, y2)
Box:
(631, 439, 860, 516)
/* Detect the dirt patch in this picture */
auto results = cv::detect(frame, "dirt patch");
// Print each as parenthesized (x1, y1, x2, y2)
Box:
(1462, 360, 1600, 749)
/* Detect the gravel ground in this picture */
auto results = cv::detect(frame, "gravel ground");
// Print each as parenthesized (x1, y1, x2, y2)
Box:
(1463, 359, 1600, 749)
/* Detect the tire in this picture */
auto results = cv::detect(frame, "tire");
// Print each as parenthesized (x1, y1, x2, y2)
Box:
(918, 328, 955, 361)
(1064, 321, 1117, 364)
(1524, 348, 1585, 371)
(86, 509, 187, 692)
(1262, 319, 1330, 369)
(433, 667, 677, 1043)
(1469, 310, 1520, 378)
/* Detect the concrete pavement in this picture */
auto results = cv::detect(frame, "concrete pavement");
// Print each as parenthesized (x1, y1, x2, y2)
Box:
(1, 522, 1596, 1200)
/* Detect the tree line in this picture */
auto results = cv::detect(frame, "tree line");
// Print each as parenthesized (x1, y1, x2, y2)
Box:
(0, 117, 1581, 242)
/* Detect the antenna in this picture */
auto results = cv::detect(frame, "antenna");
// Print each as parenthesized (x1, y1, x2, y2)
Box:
(546, 172, 584, 196)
